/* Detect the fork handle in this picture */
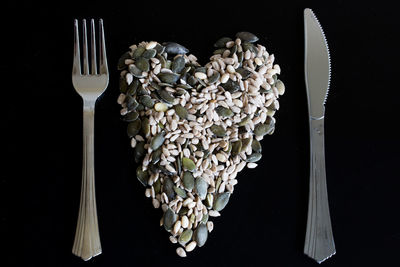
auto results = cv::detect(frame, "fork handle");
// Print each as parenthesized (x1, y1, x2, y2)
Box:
(304, 118, 336, 263)
(72, 103, 101, 261)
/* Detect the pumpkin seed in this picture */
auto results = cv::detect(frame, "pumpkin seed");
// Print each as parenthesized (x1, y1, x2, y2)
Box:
(236, 31, 259, 43)
(213, 48, 226, 55)
(195, 177, 208, 200)
(241, 138, 252, 151)
(164, 42, 189, 54)
(164, 208, 177, 231)
(237, 51, 244, 64)
(153, 178, 161, 194)
(118, 51, 130, 70)
(142, 48, 157, 59)
(178, 207, 189, 216)
(175, 104, 188, 120)
(182, 171, 195, 190)
(251, 139, 262, 153)
(236, 67, 252, 79)
(174, 186, 187, 198)
(150, 132, 165, 150)
(179, 229, 193, 246)
(122, 111, 139, 122)
(163, 177, 175, 200)
(119, 77, 128, 93)
(134, 141, 145, 163)
(214, 37, 232, 48)
(201, 213, 209, 224)
(246, 152, 262, 163)
(215, 106, 233, 118)
(129, 64, 144, 78)
(141, 117, 150, 136)
(221, 79, 240, 93)
(158, 72, 180, 84)
(132, 46, 145, 59)
(135, 57, 150, 72)
(138, 95, 154, 108)
(207, 72, 220, 84)
(176, 156, 182, 175)
(157, 89, 175, 104)
(127, 79, 139, 95)
(136, 167, 148, 186)
(231, 140, 242, 156)
(230, 44, 238, 55)
(210, 125, 226, 137)
(171, 56, 185, 74)
(238, 115, 251, 126)
(154, 43, 165, 54)
(127, 119, 141, 137)
(157, 54, 167, 68)
(213, 192, 230, 211)
(182, 157, 196, 171)
(205, 193, 213, 208)
(275, 80, 285, 95)
(193, 222, 208, 247)
(254, 121, 275, 136)
(151, 148, 162, 164)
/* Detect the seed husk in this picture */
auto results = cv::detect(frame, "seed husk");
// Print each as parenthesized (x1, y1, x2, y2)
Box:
(179, 229, 193, 246)
(164, 208, 177, 231)
(182, 157, 196, 171)
(136, 167, 148, 186)
(213, 192, 230, 211)
(195, 177, 208, 200)
(157, 89, 175, 104)
(171, 56, 186, 74)
(175, 104, 188, 120)
(163, 177, 175, 200)
(193, 222, 208, 247)
(215, 106, 234, 118)
(158, 72, 180, 84)
(135, 57, 150, 72)
(139, 95, 154, 108)
(210, 125, 226, 137)
(246, 152, 262, 163)
(251, 139, 262, 153)
(214, 37, 232, 48)
(127, 119, 141, 137)
(174, 186, 187, 198)
(150, 132, 165, 150)
(182, 171, 195, 190)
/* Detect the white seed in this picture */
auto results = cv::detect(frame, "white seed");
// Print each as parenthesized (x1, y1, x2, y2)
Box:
(226, 65, 235, 74)
(207, 221, 214, 232)
(146, 41, 157, 50)
(183, 198, 193, 207)
(195, 72, 207, 80)
(181, 216, 189, 228)
(145, 188, 151, 198)
(169, 235, 178, 243)
(173, 220, 182, 235)
(185, 241, 197, 252)
(154, 102, 168, 112)
(152, 198, 160, 209)
(176, 247, 187, 257)
(208, 210, 221, 217)
(254, 57, 263, 66)
(216, 153, 227, 163)
(131, 138, 137, 148)
(247, 162, 258, 168)
(220, 73, 230, 83)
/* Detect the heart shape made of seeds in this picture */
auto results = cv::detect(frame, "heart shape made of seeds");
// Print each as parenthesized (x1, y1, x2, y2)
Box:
(117, 32, 285, 257)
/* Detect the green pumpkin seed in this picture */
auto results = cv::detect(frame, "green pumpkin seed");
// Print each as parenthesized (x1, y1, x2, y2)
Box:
(164, 42, 189, 54)
(187, 75, 197, 87)
(163, 208, 177, 231)
(154, 44, 165, 54)
(179, 229, 193, 246)
(139, 95, 154, 108)
(171, 56, 185, 74)
(142, 48, 156, 59)
(127, 119, 141, 137)
(150, 132, 165, 150)
(135, 57, 150, 72)
(210, 125, 226, 137)
(129, 64, 144, 78)
(246, 152, 262, 163)
(118, 51, 131, 70)
(157, 89, 175, 104)
(195, 177, 208, 200)
(151, 148, 162, 164)
(182, 157, 196, 171)
(275, 80, 285, 95)
(176, 156, 182, 175)
(182, 171, 195, 190)
(238, 115, 251, 126)
(123, 111, 139, 122)
(230, 44, 238, 55)
(251, 139, 262, 153)
(178, 207, 189, 216)
(237, 51, 244, 64)
(175, 104, 188, 120)
(174, 186, 187, 198)
(132, 46, 145, 59)
(201, 213, 209, 224)
(134, 141, 145, 163)
(236, 31, 259, 43)
(207, 72, 220, 84)
(136, 167, 148, 186)
(221, 79, 240, 93)
(119, 77, 128, 93)
(214, 37, 232, 48)
(193, 223, 208, 247)
(236, 67, 252, 79)
(215, 177, 222, 192)
(213, 48, 226, 55)
(205, 193, 214, 208)
(241, 138, 252, 151)
(215, 106, 234, 118)
(163, 177, 175, 200)
(254, 121, 275, 136)
(231, 140, 242, 156)
(127, 79, 139, 95)
(137, 85, 149, 96)
(153, 178, 161, 194)
(158, 72, 180, 84)
(157, 54, 167, 68)
(213, 192, 230, 211)
(141, 117, 150, 136)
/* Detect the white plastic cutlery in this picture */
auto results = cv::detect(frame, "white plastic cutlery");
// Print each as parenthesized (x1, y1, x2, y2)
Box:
(303, 8, 336, 263)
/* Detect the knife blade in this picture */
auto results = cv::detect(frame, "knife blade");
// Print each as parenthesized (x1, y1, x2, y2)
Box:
(303, 8, 336, 263)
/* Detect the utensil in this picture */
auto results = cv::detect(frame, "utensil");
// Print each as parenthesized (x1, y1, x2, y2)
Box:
(72, 18, 109, 261)
(303, 8, 336, 263)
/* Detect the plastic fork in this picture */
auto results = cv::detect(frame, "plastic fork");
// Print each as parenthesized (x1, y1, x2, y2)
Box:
(72, 18, 109, 261)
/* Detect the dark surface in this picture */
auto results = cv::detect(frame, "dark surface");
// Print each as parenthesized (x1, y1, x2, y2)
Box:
(4, 1, 400, 266)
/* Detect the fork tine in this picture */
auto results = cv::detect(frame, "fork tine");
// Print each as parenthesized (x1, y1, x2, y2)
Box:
(90, 19, 97, 75)
(82, 19, 89, 75)
(73, 19, 81, 75)
(98, 19, 108, 75)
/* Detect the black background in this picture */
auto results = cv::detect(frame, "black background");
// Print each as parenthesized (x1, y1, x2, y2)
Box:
(3, 0, 400, 266)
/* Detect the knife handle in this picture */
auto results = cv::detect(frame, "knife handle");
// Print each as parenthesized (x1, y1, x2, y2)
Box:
(304, 117, 336, 263)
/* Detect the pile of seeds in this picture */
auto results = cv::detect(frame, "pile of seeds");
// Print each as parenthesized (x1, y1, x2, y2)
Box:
(117, 32, 285, 257)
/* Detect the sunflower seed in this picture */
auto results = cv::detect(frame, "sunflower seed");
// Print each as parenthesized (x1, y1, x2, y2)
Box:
(176, 247, 187, 257)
